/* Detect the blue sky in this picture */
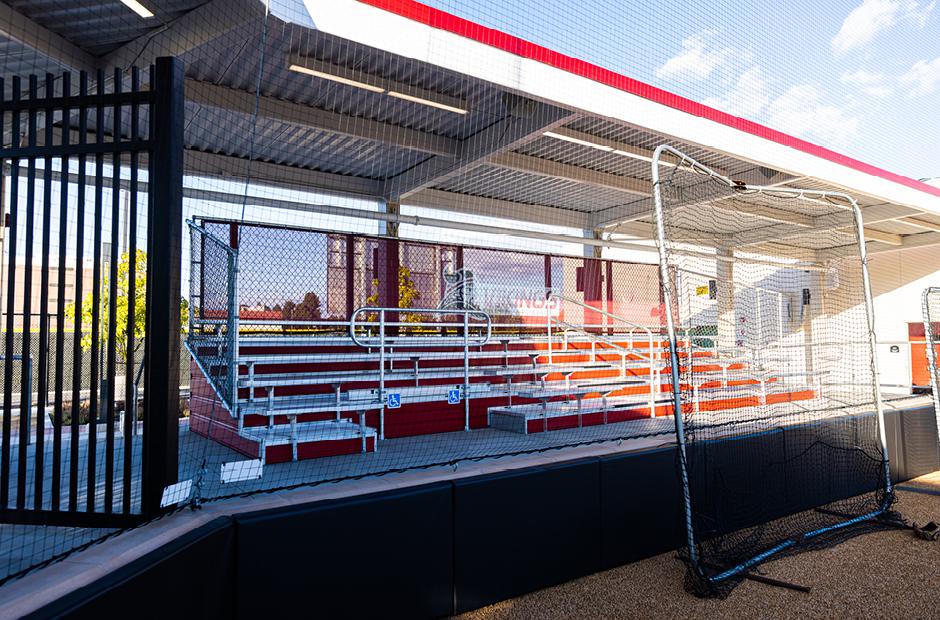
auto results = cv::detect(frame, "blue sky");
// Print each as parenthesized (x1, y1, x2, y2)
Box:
(420, 0, 940, 180)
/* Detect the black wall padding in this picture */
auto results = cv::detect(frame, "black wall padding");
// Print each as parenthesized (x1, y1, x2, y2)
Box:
(452, 458, 601, 614)
(234, 482, 453, 620)
(599, 446, 682, 569)
(27, 406, 938, 620)
(897, 406, 940, 481)
(26, 516, 236, 620)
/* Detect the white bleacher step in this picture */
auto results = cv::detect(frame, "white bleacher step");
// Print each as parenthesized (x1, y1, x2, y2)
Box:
(512, 378, 650, 400)
(234, 347, 653, 366)
(489, 394, 673, 434)
(238, 418, 378, 462)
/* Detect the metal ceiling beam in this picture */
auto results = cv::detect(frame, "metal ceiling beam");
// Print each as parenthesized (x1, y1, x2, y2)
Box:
(404, 188, 590, 230)
(735, 203, 920, 247)
(185, 79, 458, 157)
(488, 151, 649, 195)
(384, 100, 578, 201)
(899, 217, 940, 233)
(817, 231, 940, 260)
(0, 2, 96, 73)
(99, 0, 265, 69)
(184, 150, 384, 198)
(593, 198, 654, 229)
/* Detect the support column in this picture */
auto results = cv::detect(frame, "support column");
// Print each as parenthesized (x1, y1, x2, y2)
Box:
(142, 57, 183, 516)
(582, 229, 604, 331)
(716, 246, 735, 350)
(380, 201, 400, 331)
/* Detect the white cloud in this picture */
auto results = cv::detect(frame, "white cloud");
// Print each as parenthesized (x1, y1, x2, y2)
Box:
(655, 32, 732, 81)
(840, 69, 893, 97)
(702, 67, 770, 117)
(831, 0, 935, 54)
(900, 57, 940, 95)
(766, 85, 860, 148)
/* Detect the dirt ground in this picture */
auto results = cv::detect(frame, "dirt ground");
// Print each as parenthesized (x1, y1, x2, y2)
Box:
(456, 474, 940, 620)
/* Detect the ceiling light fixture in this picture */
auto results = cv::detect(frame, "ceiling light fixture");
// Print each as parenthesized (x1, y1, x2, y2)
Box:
(119, 0, 155, 18)
(543, 131, 676, 166)
(543, 131, 613, 151)
(288, 64, 385, 93)
(387, 91, 468, 115)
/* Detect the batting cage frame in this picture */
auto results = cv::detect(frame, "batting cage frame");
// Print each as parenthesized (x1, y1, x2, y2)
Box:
(922, 287, 940, 437)
(651, 144, 895, 595)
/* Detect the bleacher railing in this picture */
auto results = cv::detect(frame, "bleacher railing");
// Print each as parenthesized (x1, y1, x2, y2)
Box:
(349, 307, 492, 438)
(547, 294, 660, 415)
(186, 220, 239, 414)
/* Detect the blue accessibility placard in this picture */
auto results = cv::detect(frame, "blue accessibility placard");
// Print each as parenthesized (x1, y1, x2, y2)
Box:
(386, 392, 401, 409)
(447, 388, 461, 405)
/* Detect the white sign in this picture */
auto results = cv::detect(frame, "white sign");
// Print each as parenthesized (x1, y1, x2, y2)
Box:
(221, 459, 264, 484)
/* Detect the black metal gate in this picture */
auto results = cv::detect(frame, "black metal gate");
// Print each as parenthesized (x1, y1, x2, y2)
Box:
(0, 57, 183, 527)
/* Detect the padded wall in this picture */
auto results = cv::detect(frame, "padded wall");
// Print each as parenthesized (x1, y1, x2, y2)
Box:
(26, 517, 236, 620)
(452, 458, 601, 613)
(28, 406, 939, 619)
(235, 482, 454, 620)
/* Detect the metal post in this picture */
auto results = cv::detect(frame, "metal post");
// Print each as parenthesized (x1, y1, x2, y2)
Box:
(141, 57, 184, 516)
(922, 288, 940, 441)
(379, 309, 385, 440)
(546, 304, 553, 365)
(464, 311, 470, 432)
(849, 194, 893, 498)
(651, 144, 700, 570)
(228, 249, 239, 413)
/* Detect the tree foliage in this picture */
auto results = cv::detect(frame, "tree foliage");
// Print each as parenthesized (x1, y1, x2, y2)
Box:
(65, 250, 189, 359)
(281, 291, 322, 321)
(367, 265, 421, 322)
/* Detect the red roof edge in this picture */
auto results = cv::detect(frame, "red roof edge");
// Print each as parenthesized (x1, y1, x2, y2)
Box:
(358, 0, 940, 199)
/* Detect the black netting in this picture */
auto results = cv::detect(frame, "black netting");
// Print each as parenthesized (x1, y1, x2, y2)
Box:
(653, 147, 901, 597)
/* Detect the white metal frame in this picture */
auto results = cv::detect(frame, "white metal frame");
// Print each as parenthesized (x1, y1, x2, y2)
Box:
(921, 287, 940, 439)
(651, 143, 892, 583)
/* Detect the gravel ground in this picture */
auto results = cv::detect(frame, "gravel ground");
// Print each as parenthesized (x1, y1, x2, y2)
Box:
(456, 475, 940, 620)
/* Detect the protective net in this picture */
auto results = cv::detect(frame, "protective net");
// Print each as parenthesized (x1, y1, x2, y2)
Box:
(652, 146, 899, 596)
(0, 0, 932, 593)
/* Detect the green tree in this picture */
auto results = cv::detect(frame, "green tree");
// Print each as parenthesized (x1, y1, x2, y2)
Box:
(367, 265, 421, 322)
(281, 292, 322, 322)
(65, 249, 189, 359)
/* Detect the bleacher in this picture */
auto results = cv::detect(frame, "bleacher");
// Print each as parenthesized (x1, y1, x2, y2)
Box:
(187, 297, 822, 464)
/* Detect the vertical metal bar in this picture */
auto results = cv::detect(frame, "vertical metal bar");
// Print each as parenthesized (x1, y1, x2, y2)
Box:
(104, 68, 122, 512)
(1, 76, 20, 509)
(122, 67, 139, 514)
(52, 72, 70, 512)
(17, 74, 38, 510)
(378, 309, 385, 441)
(848, 194, 893, 499)
(651, 145, 700, 570)
(141, 57, 183, 516)
(463, 311, 470, 432)
(345, 234, 354, 319)
(69, 71, 88, 513)
(87, 68, 106, 513)
(33, 74, 56, 510)
(228, 249, 239, 413)
(923, 289, 940, 442)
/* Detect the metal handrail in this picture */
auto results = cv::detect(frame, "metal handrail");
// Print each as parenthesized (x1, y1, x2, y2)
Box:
(348, 306, 492, 439)
(349, 307, 491, 348)
(546, 295, 658, 415)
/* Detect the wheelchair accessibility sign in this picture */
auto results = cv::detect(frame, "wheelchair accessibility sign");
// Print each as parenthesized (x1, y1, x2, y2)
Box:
(447, 388, 461, 405)
(386, 392, 401, 409)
